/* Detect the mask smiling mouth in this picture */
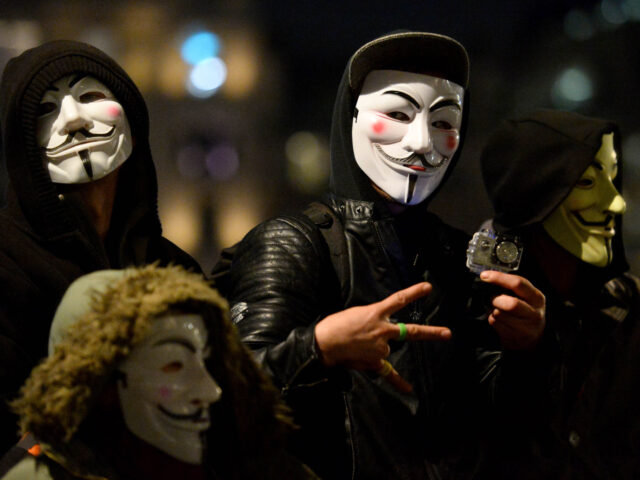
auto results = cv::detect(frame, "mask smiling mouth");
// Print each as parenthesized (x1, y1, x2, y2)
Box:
(374, 144, 447, 171)
(157, 405, 209, 424)
(46, 126, 116, 155)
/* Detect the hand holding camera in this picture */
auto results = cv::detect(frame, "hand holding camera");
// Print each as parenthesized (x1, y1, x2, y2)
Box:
(466, 224, 545, 350)
(466, 228, 523, 275)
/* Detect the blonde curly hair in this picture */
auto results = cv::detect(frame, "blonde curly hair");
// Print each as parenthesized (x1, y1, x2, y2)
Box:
(10, 264, 293, 453)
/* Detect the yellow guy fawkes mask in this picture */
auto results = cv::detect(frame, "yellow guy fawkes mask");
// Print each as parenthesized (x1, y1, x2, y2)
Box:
(543, 132, 626, 267)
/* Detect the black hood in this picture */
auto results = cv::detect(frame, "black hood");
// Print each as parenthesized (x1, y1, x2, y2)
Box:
(328, 31, 470, 207)
(481, 109, 628, 274)
(0, 40, 160, 242)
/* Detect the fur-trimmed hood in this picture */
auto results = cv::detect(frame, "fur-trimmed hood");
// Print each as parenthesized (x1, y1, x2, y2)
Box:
(11, 264, 229, 444)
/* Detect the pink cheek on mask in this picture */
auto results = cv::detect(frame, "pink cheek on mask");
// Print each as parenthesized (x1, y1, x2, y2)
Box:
(107, 105, 122, 118)
(158, 386, 172, 400)
(371, 120, 385, 134)
(446, 135, 458, 151)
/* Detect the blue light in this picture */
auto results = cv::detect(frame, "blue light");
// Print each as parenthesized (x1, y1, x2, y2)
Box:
(551, 67, 594, 109)
(187, 57, 227, 98)
(181, 31, 220, 65)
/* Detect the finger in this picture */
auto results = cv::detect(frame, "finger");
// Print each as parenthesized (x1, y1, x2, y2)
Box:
(480, 271, 545, 307)
(376, 283, 432, 317)
(377, 360, 413, 393)
(385, 323, 451, 341)
(491, 294, 539, 319)
(489, 310, 526, 331)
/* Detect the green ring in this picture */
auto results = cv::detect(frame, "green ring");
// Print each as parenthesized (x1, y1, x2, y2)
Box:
(397, 322, 407, 341)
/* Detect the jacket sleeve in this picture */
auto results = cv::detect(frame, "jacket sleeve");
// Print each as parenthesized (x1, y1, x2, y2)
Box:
(224, 215, 342, 393)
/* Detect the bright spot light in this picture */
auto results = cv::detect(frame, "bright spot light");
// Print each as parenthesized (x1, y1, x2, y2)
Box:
(187, 57, 227, 98)
(601, 0, 628, 24)
(181, 31, 221, 65)
(551, 68, 594, 109)
(564, 9, 595, 40)
(285, 131, 330, 194)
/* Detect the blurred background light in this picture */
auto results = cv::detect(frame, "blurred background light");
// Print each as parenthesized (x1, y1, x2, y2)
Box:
(177, 144, 207, 179)
(205, 143, 240, 181)
(214, 190, 262, 247)
(285, 131, 330, 194)
(121, 46, 156, 93)
(622, 0, 640, 19)
(564, 9, 596, 40)
(158, 44, 189, 98)
(181, 30, 220, 65)
(551, 67, 594, 109)
(600, 0, 628, 25)
(161, 191, 202, 254)
(187, 57, 227, 97)
(0, 20, 42, 52)
(221, 33, 260, 99)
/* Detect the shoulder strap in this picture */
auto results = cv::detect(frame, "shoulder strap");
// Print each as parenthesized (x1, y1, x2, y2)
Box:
(210, 202, 351, 302)
(302, 202, 351, 302)
(210, 243, 237, 297)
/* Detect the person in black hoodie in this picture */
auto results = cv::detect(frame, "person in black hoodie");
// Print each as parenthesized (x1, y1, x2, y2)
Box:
(476, 109, 640, 479)
(214, 31, 546, 479)
(0, 40, 201, 454)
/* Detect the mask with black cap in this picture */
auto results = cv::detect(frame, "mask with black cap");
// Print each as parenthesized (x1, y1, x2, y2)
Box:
(329, 31, 470, 207)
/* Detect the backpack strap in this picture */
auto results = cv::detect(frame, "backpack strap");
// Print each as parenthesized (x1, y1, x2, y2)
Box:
(210, 202, 351, 303)
(302, 202, 351, 302)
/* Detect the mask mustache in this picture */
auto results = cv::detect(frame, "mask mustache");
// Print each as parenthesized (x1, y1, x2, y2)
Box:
(573, 213, 614, 227)
(45, 126, 116, 153)
(374, 144, 448, 169)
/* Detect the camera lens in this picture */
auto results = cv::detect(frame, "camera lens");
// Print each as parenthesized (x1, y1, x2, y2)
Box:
(495, 241, 519, 264)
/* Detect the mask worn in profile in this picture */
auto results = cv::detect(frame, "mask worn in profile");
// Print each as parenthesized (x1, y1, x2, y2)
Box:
(36, 74, 133, 184)
(117, 313, 222, 465)
(352, 70, 464, 205)
(543, 132, 626, 267)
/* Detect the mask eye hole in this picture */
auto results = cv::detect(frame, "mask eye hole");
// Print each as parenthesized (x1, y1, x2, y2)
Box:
(79, 91, 106, 103)
(432, 120, 453, 130)
(576, 177, 595, 189)
(387, 111, 410, 121)
(161, 361, 184, 373)
(37, 102, 56, 117)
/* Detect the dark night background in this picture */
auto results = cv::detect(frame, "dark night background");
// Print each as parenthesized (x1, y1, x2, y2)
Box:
(1, 0, 639, 273)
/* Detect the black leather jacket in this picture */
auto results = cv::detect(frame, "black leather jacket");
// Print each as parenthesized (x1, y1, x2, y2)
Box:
(224, 194, 483, 480)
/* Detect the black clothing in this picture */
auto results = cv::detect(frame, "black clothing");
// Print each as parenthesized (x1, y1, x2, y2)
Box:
(216, 32, 484, 479)
(225, 197, 481, 480)
(0, 41, 200, 453)
(480, 109, 627, 275)
(477, 110, 640, 479)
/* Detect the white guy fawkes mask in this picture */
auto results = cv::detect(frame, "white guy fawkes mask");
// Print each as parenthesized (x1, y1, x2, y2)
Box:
(117, 313, 222, 465)
(36, 74, 133, 184)
(352, 70, 464, 205)
(543, 132, 626, 267)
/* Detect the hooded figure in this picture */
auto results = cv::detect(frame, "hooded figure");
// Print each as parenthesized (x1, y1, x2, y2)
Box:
(0, 40, 201, 454)
(1, 265, 312, 480)
(213, 31, 513, 479)
(476, 110, 640, 479)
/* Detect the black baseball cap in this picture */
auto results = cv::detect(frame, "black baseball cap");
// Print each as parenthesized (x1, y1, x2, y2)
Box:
(348, 31, 469, 94)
